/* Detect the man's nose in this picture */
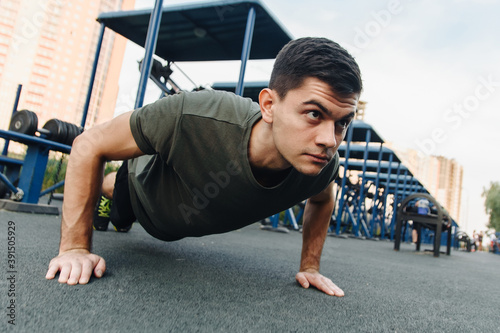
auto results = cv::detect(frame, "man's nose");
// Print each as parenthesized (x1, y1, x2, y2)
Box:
(316, 121, 337, 148)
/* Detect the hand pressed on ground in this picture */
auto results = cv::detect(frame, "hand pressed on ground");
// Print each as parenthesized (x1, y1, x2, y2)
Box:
(45, 249, 106, 285)
(296, 270, 344, 297)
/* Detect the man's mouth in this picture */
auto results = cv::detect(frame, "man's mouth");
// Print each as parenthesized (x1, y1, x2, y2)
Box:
(307, 153, 330, 164)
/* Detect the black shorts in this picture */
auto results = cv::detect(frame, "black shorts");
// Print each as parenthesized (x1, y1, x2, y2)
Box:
(110, 161, 136, 228)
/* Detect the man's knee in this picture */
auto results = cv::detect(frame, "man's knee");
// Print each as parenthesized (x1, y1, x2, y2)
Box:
(102, 172, 117, 198)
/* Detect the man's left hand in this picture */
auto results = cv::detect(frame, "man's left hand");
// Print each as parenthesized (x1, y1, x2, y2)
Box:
(295, 270, 344, 297)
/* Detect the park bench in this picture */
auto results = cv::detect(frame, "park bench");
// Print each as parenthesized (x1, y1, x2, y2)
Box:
(394, 193, 452, 257)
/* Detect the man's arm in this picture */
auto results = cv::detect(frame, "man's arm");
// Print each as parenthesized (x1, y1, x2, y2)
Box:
(45, 111, 144, 285)
(296, 181, 344, 297)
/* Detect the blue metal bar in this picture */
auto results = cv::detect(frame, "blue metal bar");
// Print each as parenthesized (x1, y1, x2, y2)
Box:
(380, 153, 393, 239)
(1, 84, 23, 174)
(356, 129, 371, 237)
(2, 84, 23, 159)
(335, 124, 354, 234)
(81, 23, 105, 129)
(0, 172, 18, 194)
(18, 144, 50, 203)
(135, 0, 164, 109)
(370, 143, 384, 236)
(235, 6, 256, 96)
(39, 180, 65, 197)
(389, 162, 402, 240)
(401, 170, 409, 202)
(0, 130, 71, 153)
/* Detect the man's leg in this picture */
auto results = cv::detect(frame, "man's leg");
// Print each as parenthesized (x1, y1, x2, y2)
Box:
(109, 162, 136, 232)
(93, 162, 136, 232)
(93, 172, 116, 231)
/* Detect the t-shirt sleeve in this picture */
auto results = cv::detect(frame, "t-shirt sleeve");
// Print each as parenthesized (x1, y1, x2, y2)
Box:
(129, 93, 185, 158)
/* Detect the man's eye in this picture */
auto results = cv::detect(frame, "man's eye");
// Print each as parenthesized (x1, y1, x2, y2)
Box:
(336, 120, 349, 130)
(307, 111, 320, 120)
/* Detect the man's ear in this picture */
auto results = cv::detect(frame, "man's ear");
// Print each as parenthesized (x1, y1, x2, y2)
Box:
(259, 88, 275, 124)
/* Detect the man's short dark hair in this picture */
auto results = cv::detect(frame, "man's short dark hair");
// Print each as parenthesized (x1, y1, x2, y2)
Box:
(269, 37, 362, 99)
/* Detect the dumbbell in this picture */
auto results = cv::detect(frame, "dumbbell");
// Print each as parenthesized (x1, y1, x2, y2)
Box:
(9, 110, 83, 146)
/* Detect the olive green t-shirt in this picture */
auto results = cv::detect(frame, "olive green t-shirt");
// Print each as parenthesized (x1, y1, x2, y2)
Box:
(128, 90, 339, 241)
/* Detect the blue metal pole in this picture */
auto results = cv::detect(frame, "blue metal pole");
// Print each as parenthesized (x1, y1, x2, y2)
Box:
(356, 129, 371, 237)
(370, 143, 383, 236)
(135, 0, 164, 109)
(336, 124, 354, 235)
(2, 84, 22, 173)
(81, 23, 105, 129)
(39, 180, 65, 197)
(390, 162, 402, 240)
(380, 153, 393, 239)
(235, 6, 256, 96)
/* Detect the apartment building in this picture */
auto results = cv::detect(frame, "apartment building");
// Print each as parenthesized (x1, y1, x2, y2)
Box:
(0, 0, 135, 131)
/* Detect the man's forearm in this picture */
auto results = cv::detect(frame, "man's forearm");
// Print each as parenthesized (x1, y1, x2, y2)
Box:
(300, 197, 334, 271)
(59, 134, 106, 253)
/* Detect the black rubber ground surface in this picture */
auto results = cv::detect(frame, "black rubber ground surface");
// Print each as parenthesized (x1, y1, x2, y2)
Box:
(0, 209, 498, 332)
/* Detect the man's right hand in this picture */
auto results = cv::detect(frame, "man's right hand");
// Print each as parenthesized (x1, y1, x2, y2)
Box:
(45, 249, 106, 285)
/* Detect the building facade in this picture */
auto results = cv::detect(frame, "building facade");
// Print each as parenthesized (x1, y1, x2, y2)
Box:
(387, 143, 463, 223)
(0, 0, 135, 132)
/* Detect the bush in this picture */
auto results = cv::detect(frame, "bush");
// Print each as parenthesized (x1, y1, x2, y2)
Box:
(42, 153, 122, 194)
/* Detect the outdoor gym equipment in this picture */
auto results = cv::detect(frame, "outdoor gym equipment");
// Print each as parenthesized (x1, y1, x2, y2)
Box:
(9, 110, 82, 146)
(394, 193, 453, 257)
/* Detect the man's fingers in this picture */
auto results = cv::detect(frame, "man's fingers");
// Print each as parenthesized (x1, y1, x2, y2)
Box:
(68, 264, 82, 285)
(325, 280, 345, 297)
(295, 272, 310, 289)
(45, 261, 61, 280)
(78, 259, 95, 284)
(58, 263, 72, 284)
(46, 251, 106, 285)
(93, 257, 106, 279)
(297, 271, 345, 297)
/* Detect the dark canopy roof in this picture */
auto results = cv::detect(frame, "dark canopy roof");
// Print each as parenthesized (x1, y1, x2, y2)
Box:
(350, 120, 384, 143)
(337, 144, 401, 163)
(211, 81, 268, 102)
(97, 0, 293, 62)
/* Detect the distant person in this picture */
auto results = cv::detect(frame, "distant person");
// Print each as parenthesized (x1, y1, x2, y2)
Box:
(45, 37, 363, 297)
(412, 198, 430, 243)
(472, 230, 478, 252)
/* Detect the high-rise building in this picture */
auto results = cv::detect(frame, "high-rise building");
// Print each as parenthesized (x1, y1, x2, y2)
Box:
(386, 143, 463, 223)
(0, 0, 135, 132)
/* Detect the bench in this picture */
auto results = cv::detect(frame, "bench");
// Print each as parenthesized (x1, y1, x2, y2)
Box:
(0, 129, 71, 204)
(394, 193, 452, 257)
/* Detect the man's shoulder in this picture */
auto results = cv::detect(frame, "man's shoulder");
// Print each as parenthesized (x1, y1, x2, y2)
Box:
(177, 90, 260, 124)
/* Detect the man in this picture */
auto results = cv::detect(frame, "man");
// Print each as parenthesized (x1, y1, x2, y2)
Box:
(46, 37, 362, 297)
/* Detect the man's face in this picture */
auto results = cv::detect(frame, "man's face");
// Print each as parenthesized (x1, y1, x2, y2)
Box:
(267, 77, 358, 176)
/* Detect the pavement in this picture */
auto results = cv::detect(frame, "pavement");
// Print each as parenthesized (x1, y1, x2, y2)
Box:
(0, 203, 499, 333)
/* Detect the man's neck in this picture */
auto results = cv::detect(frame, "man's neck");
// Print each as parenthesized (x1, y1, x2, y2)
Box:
(247, 119, 292, 186)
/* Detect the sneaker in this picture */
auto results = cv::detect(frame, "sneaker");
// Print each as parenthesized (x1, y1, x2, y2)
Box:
(113, 223, 132, 233)
(93, 195, 112, 231)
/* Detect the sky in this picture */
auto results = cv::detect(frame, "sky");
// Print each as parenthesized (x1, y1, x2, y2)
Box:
(114, 0, 500, 234)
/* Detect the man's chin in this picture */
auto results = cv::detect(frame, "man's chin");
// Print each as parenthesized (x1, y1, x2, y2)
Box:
(294, 165, 325, 177)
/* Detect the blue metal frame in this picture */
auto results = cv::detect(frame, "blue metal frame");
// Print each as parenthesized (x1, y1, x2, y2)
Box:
(135, 0, 164, 109)
(235, 6, 256, 96)
(81, 23, 105, 129)
(1, 84, 22, 160)
(0, 130, 71, 204)
(335, 124, 354, 235)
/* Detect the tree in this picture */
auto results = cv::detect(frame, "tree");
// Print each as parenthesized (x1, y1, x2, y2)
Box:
(482, 182, 500, 231)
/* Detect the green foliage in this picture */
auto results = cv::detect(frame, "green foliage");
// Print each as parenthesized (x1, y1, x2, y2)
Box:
(43, 156, 68, 193)
(42, 155, 122, 194)
(482, 181, 500, 232)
